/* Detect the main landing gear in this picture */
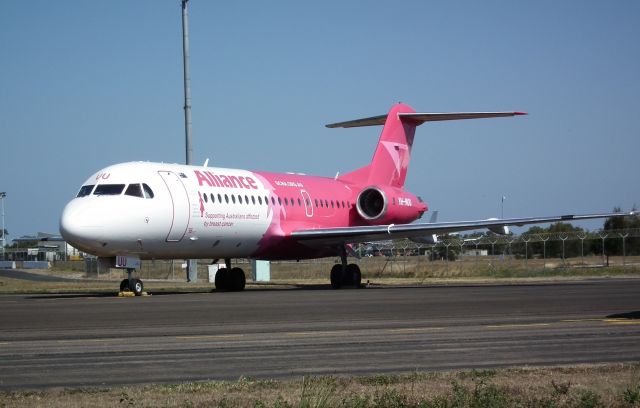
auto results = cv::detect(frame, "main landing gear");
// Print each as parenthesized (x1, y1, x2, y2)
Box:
(119, 268, 144, 296)
(330, 247, 362, 289)
(214, 258, 246, 291)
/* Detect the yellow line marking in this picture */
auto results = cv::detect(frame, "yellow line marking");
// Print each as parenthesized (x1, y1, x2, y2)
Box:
(57, 338, 122, 344)
(387, 327, 445, 333)
(286, 331, 347, 337)
(175, 334, 243, 340)
(603, 319, 640, 325)
(486, 323, 551, 329)
(561, 319, 603, 323)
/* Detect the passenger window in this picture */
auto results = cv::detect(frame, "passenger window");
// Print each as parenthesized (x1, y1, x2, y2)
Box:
(245, 195, 249, 204)
(203, 193, 209, 203)
(252, 196, 256, 205)
(225, 194, 229, 204)
(315, 199, 319, 207)
(76, 185, 95, 197)
(298, 198, 302, 206)
(218, 194, 222, 203)
(284, 197, 288, 206)
(238, 195, 243, 204)
(278, 197, 282, 206)
(94, 184, 125, 195)
(142, 184, 154, 199)
(210, 193, 215, 203)
(271, 197, 275, 205)
(331, 200, 334, 208)
(232, 195, 236, 204)
(258, 196, 262, 205)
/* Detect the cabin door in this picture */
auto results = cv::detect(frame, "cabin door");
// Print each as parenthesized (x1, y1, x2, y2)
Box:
(158, 171, 191, 242)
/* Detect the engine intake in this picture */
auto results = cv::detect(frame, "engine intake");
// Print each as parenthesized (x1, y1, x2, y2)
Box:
(356, 187, 388, 221)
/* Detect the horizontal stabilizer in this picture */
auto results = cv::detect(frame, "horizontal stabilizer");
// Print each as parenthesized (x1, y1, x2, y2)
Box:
(326, 111, 526, 128)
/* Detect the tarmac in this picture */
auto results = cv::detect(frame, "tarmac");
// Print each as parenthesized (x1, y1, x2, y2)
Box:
(0, 278, 638, 389)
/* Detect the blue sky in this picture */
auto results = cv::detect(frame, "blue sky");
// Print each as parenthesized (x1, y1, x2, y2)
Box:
(1, 1, 639, 242)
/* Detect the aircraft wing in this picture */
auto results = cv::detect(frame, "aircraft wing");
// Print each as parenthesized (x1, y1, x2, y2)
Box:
(290, 211, 635, 247)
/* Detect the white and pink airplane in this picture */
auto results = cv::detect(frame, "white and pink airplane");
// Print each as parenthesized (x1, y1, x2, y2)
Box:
(59, 103, 634, 295)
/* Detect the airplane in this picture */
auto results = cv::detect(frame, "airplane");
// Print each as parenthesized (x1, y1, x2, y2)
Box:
(59, 103, 635, 295)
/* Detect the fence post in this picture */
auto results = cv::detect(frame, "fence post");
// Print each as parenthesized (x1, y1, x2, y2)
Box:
(522, 238, 530, 271)
(619, 232, 629, 267)
(599, 232, 609, 267)
(560, 235, 568, 268)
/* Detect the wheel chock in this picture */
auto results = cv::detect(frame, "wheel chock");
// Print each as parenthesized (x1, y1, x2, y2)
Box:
(117, 291, 151, 297)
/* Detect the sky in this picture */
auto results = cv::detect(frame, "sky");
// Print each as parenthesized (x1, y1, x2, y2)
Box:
(1, 0, 639, 243)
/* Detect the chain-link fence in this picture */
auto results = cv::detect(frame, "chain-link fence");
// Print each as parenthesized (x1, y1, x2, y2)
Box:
(50, 227, 640, 282)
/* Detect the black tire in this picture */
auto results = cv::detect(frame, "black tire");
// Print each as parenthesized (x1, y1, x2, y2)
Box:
(347, 264, 362, 288)
(215, 268, 228, 291)
(330, 264, 342, 289)
(119, 279, 130, 292)
(130, 278, 144, 296)
(230, 267, 246, 291)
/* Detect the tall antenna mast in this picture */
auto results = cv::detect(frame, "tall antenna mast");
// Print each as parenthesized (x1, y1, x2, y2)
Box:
(181, 0, 193, 165)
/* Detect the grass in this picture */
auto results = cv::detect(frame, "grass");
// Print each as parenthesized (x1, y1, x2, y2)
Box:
(1, 364, 639, 407)
(2, 256, 639, 295)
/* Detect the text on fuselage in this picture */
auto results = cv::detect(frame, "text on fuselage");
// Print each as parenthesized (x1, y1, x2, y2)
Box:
(194, 170, 258, 189)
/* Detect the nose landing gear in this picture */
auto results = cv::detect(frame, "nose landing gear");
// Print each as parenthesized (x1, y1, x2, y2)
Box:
(119, 269, 145, 296)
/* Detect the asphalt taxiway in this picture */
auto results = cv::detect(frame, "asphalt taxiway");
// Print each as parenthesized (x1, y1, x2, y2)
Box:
(0, 279, 638, 389)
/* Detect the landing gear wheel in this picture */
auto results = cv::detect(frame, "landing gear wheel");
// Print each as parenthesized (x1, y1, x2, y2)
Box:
(130, 278, 144, 296)
(230, 267, 246, 291)
(347, 264, 361, 288)
(215, 268, 228, 291)
(119, 279, 130, 292)
(330, 264, 342, 289)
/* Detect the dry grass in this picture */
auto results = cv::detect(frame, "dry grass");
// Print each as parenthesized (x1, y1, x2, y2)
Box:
(2, 256, 640, 295)
(1, 364, 639, 407)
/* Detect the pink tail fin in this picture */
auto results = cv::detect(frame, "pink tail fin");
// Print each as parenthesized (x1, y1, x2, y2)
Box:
(339, 103, 417, 188)
(331, 104, 525, 188)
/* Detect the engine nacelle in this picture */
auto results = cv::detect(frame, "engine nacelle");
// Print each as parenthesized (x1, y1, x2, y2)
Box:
(410, 234, 438, 245)
(355, 186, 427, 225)
(486, 218, 510, 235)
(356, 187, 388, 221)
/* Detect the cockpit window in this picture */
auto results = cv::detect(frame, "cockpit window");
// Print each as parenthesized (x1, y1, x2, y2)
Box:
(76, 185, 95, 197)
(93, 184, 125, 196)
(142, 184, 154, 199)
(125, 184, 144, 198)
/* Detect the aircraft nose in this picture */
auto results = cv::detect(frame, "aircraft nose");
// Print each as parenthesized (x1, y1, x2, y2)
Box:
(59, 199, 104, 248)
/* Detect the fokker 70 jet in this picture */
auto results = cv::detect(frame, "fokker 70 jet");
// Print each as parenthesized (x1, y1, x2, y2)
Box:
(59, 103, 634, 295)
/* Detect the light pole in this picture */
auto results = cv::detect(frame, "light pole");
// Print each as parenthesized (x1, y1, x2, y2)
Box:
(1, 192, 6, 261)
(181, 0, 193, 166)
(181, 0, 197, 282)
(501, 195, 506, 219)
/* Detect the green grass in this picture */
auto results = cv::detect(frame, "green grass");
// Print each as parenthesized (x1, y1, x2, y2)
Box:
(1, 364, 639, 407)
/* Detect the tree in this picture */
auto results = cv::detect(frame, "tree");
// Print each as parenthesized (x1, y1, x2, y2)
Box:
(603, 206, 640, 257)
(545, 222, 585, 259)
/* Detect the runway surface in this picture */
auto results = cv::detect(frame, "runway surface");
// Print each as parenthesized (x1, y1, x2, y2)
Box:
(1, 279, 639, 389)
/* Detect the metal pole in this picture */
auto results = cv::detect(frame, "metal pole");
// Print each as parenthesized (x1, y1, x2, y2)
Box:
(181, 1, 197, 282)
(1, 192, 6, 261)
(181, 0, 193, 165)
